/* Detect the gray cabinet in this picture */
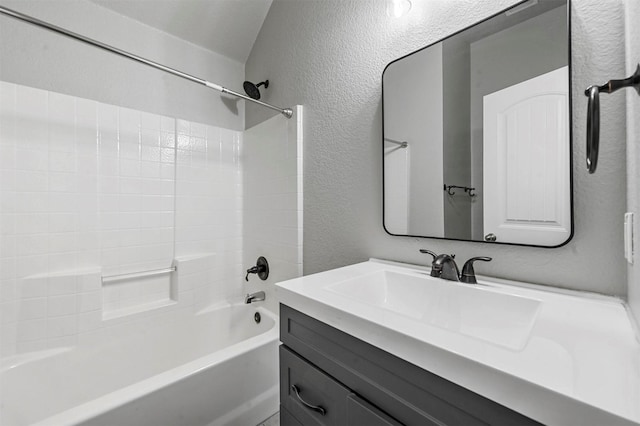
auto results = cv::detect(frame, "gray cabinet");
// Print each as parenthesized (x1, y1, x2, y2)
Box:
(279, 304, 541, 426)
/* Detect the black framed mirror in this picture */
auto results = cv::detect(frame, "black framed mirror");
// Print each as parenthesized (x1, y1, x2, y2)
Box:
(382, 0, 572, 247)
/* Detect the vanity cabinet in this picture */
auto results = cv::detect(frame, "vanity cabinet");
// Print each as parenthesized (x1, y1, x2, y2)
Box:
(279, 304, 540, 426)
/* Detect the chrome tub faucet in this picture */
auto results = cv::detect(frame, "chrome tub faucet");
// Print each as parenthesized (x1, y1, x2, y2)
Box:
(245, 291, 266, 304)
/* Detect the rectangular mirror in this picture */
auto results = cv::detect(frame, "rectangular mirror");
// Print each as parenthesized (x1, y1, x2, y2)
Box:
(383, 0, 572, 247)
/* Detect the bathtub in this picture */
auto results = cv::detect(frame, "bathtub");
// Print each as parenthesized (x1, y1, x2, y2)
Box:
(1, 304, 279, 426)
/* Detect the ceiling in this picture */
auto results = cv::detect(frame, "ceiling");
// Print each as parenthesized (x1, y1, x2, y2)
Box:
(88, 0, 273, 63)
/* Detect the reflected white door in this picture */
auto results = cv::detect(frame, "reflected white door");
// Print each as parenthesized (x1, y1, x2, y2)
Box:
(483, 66, 570, 246)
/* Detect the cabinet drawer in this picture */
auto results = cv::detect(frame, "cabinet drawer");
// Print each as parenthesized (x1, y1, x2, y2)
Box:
(347, 394, 403, 426)
(280, 346, 351, 425)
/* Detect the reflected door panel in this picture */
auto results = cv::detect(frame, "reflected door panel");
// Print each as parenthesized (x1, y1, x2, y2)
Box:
(483, 66, 570, 245)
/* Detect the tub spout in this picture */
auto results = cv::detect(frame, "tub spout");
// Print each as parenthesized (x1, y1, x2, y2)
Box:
(245, 291, 265, 304)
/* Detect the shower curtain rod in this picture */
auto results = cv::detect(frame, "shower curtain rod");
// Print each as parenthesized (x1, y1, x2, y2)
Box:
(0, 5, 293, 119)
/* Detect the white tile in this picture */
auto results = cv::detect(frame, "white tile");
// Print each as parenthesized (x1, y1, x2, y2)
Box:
(15, 85, 48, 147)
(16, 339, 47, 353)
(78, 273, 101, 292)
(48, 172, 77, 193)
(141, 129, 159, 147)
(119, 194, 142, 212)
(98, 138, 118, 158)
(0, 300, 18, 323)
(49, 151, 76, 173)
(79, 291, 101, 312)
(17, 234, 49, 256)
(119, 142, 140, 161)
(47, 193, 76, 214)
(49, 213, 77, 233)
(15, 213, 48, 235)
(99, 157, 119, 176)
(160, 147, 175, 164)
(47, 315, 77, 338)
(17, 318, 47, 341)
(140, 111, 160, 131)
(17, 256, 48, 279)
(140, 161, 160, 179)
(47, 276, 78, 296)
(119, 107, 140, 132)
(15, 148, 47, 171)
(98, 176, 119, 194)
(120, 177, 142, 194)
(17, 297, 47, 320)
(47, 334, 77, 349)
(48, 294, 77, 316)
(99, 194, 119, 212)
(76, 249, 100, 266)
(14, 170, 47, 193)
(0, 259, 16, 281)
(48, 233, 77, 254)
(77, 310, 102, 332)
(48, 252, 77, 272)
(77, 155, 98, 176)
(119, 159, 140, 177)
(140, 145, 161, 162)
(160, 132, 175, 149)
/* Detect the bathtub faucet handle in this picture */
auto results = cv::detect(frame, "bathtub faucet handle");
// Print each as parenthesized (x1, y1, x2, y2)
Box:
(245, 256, 269, 281)
(245, 266, 259, 281)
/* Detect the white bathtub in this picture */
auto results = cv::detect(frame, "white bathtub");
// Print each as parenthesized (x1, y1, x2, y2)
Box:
(1, 304, 279, 426)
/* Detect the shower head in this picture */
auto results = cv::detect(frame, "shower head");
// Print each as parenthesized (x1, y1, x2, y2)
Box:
(243, 80, 269, 100)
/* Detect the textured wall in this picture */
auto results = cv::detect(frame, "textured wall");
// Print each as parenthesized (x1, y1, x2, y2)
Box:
(246, 0, 628, 296)
(0, 0, 244, 130)
(625, 0, 640, 328)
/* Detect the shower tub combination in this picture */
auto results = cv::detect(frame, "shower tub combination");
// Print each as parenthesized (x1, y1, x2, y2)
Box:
(1, 304, 279, 426)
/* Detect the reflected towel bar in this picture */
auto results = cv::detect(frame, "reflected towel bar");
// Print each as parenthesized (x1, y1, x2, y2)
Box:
(585, 64, 640, 174)
(444, 184, 475, 197)
(102, 267, 177, 284)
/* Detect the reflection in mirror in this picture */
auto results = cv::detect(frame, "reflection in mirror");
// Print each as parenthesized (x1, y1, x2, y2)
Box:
(383, 0, 572, 247)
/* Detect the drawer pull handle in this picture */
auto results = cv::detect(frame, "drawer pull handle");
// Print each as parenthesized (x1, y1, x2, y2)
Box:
(291, 384, 327, 416)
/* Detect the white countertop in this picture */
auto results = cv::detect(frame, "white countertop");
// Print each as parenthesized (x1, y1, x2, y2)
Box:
(276, 259, 640, 426)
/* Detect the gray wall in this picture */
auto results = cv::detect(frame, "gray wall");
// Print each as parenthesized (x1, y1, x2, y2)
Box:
(0, 0, 244, 130)
(625, 0, 640, 327)
(384, 43, 445, 237)
(442, 38, 472, 240)
(246, 0, 628, 297)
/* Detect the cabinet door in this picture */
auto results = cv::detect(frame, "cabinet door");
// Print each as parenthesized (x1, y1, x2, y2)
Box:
(347, 394, 403, 426)
(280, 406, 303, 426)
(280, 346, 351, 426)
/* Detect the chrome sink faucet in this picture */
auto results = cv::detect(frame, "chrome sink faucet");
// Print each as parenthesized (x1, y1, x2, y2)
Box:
(420, 249, 491, 284)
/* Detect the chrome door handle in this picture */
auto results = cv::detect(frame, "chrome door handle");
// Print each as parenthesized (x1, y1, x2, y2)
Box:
(291, 385, 326, 416)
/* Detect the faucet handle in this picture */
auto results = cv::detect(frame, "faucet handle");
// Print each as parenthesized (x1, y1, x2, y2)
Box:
(460, 257, 492, 284)
(419, 249, 437, 261)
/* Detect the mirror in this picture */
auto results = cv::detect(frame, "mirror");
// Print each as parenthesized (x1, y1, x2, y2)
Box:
(383, 0, 572, 247)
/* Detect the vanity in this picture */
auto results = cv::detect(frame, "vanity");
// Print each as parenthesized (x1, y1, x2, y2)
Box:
(275, 259, 640, 425)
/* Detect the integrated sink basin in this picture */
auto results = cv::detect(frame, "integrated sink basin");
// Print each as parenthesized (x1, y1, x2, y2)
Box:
(325, 270, 541, 350)
(276, 259, 640, 425)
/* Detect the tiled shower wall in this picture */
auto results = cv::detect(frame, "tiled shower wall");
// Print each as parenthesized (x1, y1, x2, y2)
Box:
(0, 81, 244, 357)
